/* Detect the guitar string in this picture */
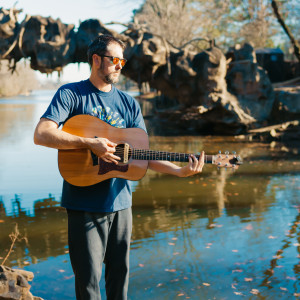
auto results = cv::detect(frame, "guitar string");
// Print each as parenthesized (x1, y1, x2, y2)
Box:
(109, 148, 207, 161)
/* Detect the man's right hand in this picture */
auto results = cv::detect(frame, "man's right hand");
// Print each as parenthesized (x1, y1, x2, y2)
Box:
(87, 138, 120, 164)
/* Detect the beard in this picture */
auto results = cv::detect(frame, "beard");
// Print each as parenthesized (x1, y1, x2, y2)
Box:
(103, 72, 120, 84)
(99, 62, 121, 84)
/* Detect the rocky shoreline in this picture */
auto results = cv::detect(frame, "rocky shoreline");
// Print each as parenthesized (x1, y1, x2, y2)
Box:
(0, 265, 43, 300)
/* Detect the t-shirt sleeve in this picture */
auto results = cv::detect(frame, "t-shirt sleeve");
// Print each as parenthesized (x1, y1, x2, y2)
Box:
(41, 87, 75, 126)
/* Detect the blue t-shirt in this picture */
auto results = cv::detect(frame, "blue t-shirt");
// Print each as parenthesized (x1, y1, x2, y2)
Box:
(41, 79, 147, 212)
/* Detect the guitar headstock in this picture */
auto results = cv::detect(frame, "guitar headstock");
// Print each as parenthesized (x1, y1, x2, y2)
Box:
(212, 151, 243, 169)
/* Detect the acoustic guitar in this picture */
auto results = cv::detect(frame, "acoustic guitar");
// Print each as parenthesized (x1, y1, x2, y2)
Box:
(58, 114, 242, 186)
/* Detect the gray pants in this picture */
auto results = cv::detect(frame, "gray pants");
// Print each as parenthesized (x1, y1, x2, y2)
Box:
(67, 208, 132, 300)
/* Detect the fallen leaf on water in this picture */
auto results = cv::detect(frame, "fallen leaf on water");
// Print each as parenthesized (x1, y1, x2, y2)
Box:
(183, 277, 188, 280)
(165, 269, 176, 272)
(250, 289, 259, 295)
(230, 182, 237, 186)
(202, 183, 207, 187)
(286, 276, 296, 281)
(169, 243, 175, 246)
(177, 293, 184, 297)
(172, 238, 178, 241)
(139, 264, 144, 267)
(268, 235, 277, 239)
(294, 293, 300, 297)
(231, 283, 237, 289)
(156, 283, 163, 287)
(23, 261, 30, 265)
(234, 292, 243, 295)
(232, 269, 243, 273)
(58, 269, 66, 273)
(0, 220, 5, 223)
(280, 287, 288, 291)
(244, 224, 253, 230)
(188, 181, 194, 185)
(234, 193, 239, 196)
(293, 243, 300, 247)
(203, 283, 210, 286)
(244, 278, 253, 282)
(273, 255, 283, 259)
(173, 252, 180, 255)
(232, 250, 239, 253)
(234, 262, 246, 266)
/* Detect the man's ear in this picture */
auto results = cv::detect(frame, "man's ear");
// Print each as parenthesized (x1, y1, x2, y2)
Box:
(92, 54, 101, 68)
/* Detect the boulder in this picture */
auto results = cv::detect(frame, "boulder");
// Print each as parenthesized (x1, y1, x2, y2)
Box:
(0, 265, 43, 300)
(226, 43, 275, 123)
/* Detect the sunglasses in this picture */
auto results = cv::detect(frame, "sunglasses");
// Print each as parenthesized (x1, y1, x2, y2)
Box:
(101, 55, 127, 67)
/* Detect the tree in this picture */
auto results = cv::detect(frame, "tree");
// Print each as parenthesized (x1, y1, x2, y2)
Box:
(0, 60, 38, 97)
(133, 0, 299, 51)
(133, 0, 201, 48)
(271, 0, 300, 62)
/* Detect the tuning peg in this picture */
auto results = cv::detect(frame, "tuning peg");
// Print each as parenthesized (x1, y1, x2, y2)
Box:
(219, 150, 221, 154)
(232, 151, 236, 155)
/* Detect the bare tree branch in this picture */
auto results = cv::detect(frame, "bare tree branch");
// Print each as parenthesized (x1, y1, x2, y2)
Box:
(271, 0, 300, 62)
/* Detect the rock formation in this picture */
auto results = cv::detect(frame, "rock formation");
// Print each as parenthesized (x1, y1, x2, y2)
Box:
(0, 265, 43, 300)
(0, 6, 298, 135)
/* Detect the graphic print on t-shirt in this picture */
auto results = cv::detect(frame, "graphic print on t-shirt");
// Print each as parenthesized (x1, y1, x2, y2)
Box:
(92, 105, 125, 128)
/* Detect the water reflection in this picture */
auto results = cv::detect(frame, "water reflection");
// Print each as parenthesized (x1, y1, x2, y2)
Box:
(1, 91, 300, 299)
(0, 195, 67, 267)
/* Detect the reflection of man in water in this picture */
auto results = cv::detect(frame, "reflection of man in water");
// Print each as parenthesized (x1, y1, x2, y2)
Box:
(34, 34, 205, 300)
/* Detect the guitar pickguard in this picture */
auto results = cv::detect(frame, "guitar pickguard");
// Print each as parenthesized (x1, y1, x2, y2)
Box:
(98, 159, 129, 175)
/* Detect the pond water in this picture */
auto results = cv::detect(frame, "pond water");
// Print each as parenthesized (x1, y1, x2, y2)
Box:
(0, 90, 300, 299)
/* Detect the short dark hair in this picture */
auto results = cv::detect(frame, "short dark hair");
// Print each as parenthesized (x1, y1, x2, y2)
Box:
(87, 34, 126, 66)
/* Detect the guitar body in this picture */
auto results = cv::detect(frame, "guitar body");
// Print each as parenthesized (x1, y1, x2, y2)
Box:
(58, 114, 149, 186)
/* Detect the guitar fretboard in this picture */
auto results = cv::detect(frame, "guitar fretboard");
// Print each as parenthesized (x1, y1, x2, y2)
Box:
(132, 149, 213, 163)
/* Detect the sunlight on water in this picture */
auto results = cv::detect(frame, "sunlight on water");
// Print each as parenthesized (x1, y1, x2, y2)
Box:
(0, 90, 300, 299)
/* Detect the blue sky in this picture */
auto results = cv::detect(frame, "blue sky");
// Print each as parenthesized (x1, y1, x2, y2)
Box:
(2, 0, 144, 82)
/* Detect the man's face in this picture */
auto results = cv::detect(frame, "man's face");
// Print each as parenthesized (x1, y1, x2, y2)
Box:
(98, 42, 124, 84)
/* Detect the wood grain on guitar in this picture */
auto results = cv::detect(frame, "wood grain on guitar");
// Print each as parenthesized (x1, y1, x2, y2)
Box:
(58, 115, 242, 187)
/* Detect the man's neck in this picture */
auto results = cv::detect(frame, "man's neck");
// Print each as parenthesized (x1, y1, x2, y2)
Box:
(89, 74, 112, 92)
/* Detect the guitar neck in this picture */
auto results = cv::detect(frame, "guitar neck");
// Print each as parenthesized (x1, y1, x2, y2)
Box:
(131, 149, 214, 164)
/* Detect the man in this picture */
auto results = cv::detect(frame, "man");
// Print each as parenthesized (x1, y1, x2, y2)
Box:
(34, 34, 204, 300)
